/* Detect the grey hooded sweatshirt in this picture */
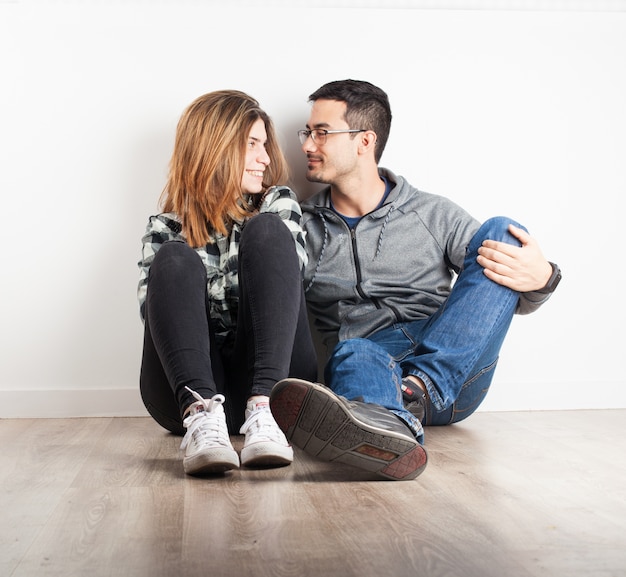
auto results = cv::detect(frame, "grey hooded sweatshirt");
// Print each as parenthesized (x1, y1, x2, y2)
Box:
(301, 167, 547, 354)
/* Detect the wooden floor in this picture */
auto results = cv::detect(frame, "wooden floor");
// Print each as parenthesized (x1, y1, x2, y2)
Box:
(1, 410, 624, 577)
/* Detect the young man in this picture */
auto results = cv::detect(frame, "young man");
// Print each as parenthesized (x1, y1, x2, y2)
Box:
(269, 80, 561, 481)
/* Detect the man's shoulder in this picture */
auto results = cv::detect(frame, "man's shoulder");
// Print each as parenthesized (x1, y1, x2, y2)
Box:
(300, 187, 330, 211)
(385, 172, 463, 211)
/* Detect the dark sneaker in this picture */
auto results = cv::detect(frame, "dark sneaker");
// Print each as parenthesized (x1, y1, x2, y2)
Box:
(269, 378, 427, 481)
(401, 377, 428, 424)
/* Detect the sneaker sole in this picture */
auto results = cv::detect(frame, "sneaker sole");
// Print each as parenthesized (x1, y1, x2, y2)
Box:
(270, 379, 427, 481)
(183, 449, 240, 476)
(241, 442, 294, 468)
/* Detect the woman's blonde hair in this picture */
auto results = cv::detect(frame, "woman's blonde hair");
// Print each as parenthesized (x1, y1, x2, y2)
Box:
(160, 90, 289, 247)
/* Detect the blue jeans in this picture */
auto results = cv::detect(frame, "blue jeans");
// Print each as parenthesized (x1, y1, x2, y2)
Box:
(324, 217, 524, 443)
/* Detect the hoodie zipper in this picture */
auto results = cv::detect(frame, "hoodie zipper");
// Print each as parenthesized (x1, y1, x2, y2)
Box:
(350, 220, 403, 323)
(350, 228, 369, 301)
(313, 207, 400, 321)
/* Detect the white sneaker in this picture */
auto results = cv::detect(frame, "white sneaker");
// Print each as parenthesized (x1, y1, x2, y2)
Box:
(239, 396, 294, 467)
(180, 388, 240, 475)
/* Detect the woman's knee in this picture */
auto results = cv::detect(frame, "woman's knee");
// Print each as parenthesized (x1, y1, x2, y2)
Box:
(152, 240, 202, 274)
(241, 212, 290, 246)
(149, 242, 207, 293)
(240, 213, 298, 271)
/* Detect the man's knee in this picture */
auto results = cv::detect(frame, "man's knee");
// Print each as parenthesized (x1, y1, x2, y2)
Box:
(333, 338, 385, 359)
(473, 216, 527, 247)
(326, 338, 393, 380)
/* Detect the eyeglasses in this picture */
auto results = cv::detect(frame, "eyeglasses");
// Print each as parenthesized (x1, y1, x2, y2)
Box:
(297, 128, 366, 145)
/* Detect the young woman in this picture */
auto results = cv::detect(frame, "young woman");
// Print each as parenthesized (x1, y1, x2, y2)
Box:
(138, 90, 317, 475)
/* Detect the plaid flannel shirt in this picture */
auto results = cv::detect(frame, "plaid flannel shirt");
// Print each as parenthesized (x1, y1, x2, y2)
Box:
(137, 186, 307, 344)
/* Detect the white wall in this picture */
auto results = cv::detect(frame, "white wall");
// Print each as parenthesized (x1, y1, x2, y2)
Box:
(1, 0, 624, 417)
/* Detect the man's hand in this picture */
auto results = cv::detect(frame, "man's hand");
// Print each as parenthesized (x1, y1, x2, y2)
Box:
(476, 224, 553, 292)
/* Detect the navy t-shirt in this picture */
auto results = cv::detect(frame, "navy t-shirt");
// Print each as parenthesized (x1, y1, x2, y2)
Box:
(331, 176, 392, 229)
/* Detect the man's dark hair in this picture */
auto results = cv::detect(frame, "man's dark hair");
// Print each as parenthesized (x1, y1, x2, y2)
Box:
(309, 79, 392, 163)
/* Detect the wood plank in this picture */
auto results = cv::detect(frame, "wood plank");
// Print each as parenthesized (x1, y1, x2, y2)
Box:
(1, 411, 625, 577)
(0, 418, 112, 576)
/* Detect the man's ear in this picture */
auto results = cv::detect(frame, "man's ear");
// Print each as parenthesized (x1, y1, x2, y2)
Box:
(358, 130, 378, 156)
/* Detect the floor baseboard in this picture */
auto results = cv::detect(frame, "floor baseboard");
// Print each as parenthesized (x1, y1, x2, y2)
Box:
(1, 381, 623, 418)
(0, 389, 149, 418)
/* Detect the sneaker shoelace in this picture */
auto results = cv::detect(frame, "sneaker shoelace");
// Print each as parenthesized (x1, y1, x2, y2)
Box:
(180, 389, 231, 451)
(239, 404, 285, 443)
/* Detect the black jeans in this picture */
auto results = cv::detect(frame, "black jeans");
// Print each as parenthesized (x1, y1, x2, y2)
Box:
(140, 213, 318, 435)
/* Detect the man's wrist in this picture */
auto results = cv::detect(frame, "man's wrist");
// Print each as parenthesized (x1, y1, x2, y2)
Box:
(536, 262, 562, 294)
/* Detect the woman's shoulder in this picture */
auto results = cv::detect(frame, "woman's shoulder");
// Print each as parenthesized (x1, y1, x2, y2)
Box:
(256, 186, 302, 219)
(146, 212, 182, 232)
(261, 185, 298, 204)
